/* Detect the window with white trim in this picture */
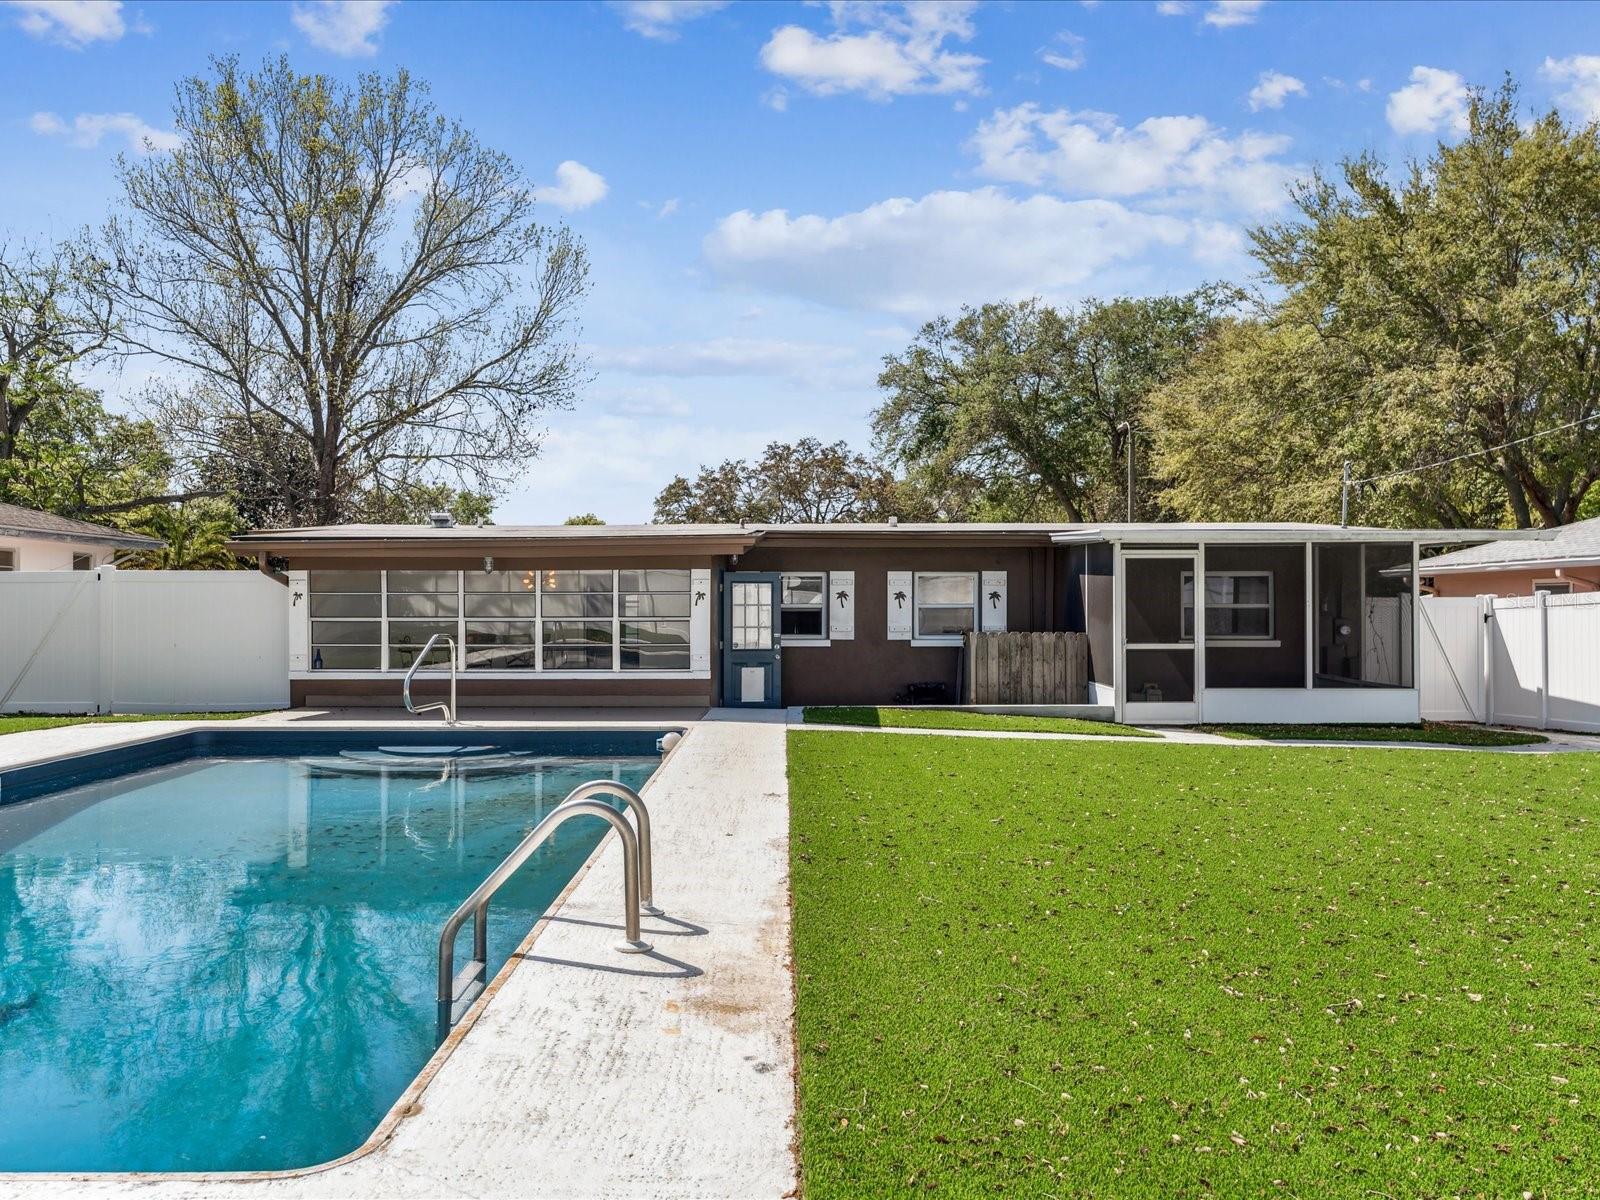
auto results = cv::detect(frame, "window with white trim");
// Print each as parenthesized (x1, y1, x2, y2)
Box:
(309, 570, 382, 669)
(914, 572, 977, 640)
(1181, 571, 1273, 640)
(0, 548, 15, 571)
(1533, 580, 1572, 596)
(541, 569, 615, 670)
(71, 552, 93, 570)
(779, 572, 827, 640)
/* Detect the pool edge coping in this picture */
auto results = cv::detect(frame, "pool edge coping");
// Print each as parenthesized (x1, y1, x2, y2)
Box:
(0, 717, 693, 1186)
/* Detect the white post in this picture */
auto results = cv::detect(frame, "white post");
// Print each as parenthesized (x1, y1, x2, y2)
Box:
(1537, 589, 1550, 730)
(1479, 594, 1495, 725)
(1194, 542, 1206, 722)
(1111, 542, 1125, 723)
(1303, 542, 1314, 689)
(96, 567, 115, 715)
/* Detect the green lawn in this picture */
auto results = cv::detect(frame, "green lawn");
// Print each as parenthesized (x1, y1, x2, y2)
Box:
(1201, 722, 1548, 747)
(0, 712, 266, 736)
(804, 706, 1157, 738)
(789, 730, 1600, 1198)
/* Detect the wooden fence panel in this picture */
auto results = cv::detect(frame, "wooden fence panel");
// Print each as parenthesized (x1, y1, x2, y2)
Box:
(963, 632, 1088, 704)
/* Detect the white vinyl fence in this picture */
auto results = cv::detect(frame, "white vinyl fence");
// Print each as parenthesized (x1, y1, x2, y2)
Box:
(0, 569, 289, 714)
(1420, 592, 1600, 733)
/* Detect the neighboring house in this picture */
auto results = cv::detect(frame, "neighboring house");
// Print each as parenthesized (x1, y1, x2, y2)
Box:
(1421, 516, 1600, 598)
(0, 502, 161, 571)
(233, 518, 1543, 725)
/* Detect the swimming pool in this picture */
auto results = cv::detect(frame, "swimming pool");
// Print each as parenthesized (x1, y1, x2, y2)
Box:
(0, 728, 666, 1174)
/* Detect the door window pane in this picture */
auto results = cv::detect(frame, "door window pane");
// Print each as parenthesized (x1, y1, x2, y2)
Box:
(731, 582, 774, 650)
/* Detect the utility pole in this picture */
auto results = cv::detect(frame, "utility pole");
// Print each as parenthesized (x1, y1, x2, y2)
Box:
(1340, 460, 1352, 526)
(1118, 421, 1134, 522)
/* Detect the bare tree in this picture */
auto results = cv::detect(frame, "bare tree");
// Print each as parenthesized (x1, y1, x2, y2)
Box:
(101, 56, 590, 525)
(0, 242, 115, 464)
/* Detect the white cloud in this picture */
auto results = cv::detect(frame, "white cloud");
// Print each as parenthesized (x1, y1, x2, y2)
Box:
(4, 0, 125, 46)
(593, 337, 857, 382)
(1155, 0, 1265, 25)
(30, 110, 180, 154)
(534, 161, 609, 211)
(969, 103, 1296, 213)
(1386, 65, 1470, 135)
(1543, 55, 1600, 123)
(759, 1, 984, 101)
(656, 197, 681, 219)
(290, 0, 394, 57)
(1248, 70, 1307, 111)
(1039, 31, 1085, 72)
(703, 187, 1194, 314)
(612, 0, 727, 41)
(1204, 0, 1265, 27)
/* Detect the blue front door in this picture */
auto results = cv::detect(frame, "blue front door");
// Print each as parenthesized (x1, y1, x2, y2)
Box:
(721, 572, 782, 707)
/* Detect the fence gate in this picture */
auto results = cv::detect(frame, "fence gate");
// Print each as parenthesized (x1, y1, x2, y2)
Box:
(1418, 596, 1485, 722)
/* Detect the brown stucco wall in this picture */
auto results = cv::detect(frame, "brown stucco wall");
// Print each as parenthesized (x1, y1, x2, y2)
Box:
(1427, 566, 1600, 597)
(735, 543, 1055, 706)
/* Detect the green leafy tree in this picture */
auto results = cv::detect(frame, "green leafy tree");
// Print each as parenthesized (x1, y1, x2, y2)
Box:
(121, 501, 244, 570)
(1156, 80, 1600, 528)
(102, 55, 590, 525)
(653, 438, 912, 523)
(874, 291, 1231, 522)
(564, 513, 604, 525)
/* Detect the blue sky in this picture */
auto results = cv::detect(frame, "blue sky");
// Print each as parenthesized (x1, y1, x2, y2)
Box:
(5, 0, 1600, 523)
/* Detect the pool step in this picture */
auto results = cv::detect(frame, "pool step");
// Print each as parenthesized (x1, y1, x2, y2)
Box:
(449, 959, 487, 1026)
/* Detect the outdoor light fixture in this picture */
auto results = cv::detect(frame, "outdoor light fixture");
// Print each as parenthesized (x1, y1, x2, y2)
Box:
(483, 556, 494, 572)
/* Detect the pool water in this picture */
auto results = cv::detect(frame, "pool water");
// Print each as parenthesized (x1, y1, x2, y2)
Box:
(0, 740, 659, 1173)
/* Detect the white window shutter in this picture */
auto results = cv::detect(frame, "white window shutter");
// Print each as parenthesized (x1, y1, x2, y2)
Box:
(829, 570, 855, 640)
(287, 570, 309, 671)
(887, 571, 913, 640)
(690, 568, 712, 673)
(981, 570, 1008, 632)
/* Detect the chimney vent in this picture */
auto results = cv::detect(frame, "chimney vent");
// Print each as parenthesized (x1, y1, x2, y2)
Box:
(428, 511, 455, 529)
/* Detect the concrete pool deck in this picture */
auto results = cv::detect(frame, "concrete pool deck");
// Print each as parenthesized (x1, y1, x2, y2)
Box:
(0, 708, 798, 1199)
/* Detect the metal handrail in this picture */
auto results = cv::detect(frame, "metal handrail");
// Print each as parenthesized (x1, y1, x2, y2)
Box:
(436, 796, 653, 1041)
(561, 780, 657, 912)
(403, 633, 457, 726)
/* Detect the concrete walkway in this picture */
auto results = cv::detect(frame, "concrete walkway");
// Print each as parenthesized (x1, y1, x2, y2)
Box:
(0, 710, 798, 1199)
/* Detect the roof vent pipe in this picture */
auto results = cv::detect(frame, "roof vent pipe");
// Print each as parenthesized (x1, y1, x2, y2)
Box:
(428, 511, 455, 529)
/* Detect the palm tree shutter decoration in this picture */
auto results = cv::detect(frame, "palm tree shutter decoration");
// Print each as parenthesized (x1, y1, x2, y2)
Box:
(830, 570, 855, 640)
(886, 571, 913, 640)
(980, 570, 1008, 633)
(690, 568, 712, 671)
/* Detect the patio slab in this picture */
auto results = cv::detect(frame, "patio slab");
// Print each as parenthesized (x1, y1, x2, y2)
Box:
(0, 708, 797, 1199)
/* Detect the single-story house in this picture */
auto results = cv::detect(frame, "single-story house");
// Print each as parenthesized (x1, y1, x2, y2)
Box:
(0, 502, 161, 571)
(1421, 515, 1600, 598)
(230, 518, 1542, 725)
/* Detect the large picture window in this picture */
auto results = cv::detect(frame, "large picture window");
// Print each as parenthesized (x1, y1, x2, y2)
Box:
(387, 570, 458, 669)
(465, 571, 539, 669)
(914, 572, 977, 640)
(780, 572, 827, 640)
(620, 569, 691, 670)
(1181, 572, 1273, 641)
(541, 569, 615, 670)
(305, 567, 700, 674)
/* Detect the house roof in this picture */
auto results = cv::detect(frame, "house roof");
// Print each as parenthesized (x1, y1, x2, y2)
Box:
(1419, 515, 1600, 574)
(0, 502, 162, 550)
(231, 519, 1550, 556)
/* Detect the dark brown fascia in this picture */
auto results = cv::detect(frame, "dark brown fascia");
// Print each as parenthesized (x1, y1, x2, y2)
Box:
(225, 532, 763, 559)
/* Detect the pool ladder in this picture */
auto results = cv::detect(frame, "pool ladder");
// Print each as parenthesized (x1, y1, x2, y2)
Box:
(435, 780, 657, 1042)
(403, 634, 457, 726)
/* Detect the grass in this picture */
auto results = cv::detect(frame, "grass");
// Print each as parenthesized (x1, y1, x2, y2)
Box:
(0, 712, 266, 737)
(1200, 722, 1548, 747)
(788, 730, 1600, 1198)
(804, 706, 1157, 738)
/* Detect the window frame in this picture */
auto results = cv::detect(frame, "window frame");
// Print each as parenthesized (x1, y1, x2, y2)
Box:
(0, 546, 16, 572)
(1181, 570, 1275, 644)
(778, 571, 829, 644)
(1533, 578, 1573, 596)
(912, 570, 979, 645)
(71, 552, 94, 571)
